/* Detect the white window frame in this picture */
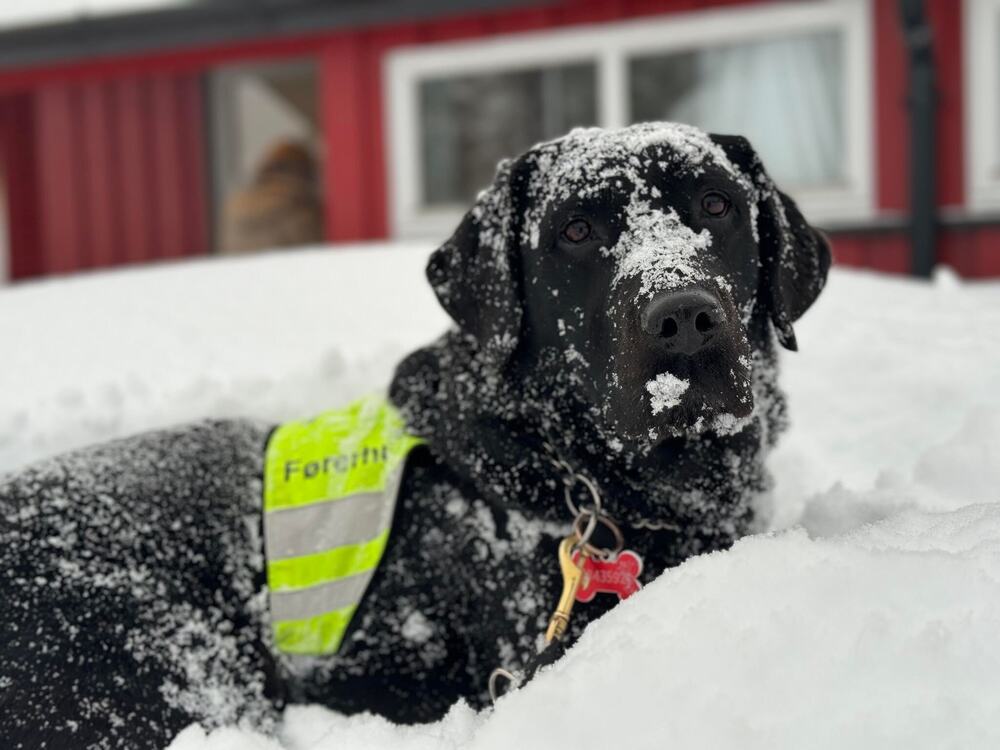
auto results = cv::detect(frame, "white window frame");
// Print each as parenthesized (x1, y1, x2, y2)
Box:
(385, 0, 873, 239)
(966, 0, 1000, 212)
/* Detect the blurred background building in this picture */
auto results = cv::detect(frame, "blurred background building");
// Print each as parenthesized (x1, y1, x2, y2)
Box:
(0, 0, 995, 283)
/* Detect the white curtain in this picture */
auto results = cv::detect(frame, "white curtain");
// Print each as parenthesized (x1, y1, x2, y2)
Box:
(659, 32, 843, 188)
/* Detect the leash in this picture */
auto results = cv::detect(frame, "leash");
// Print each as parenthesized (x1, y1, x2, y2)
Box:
(488, 445, 644, 703)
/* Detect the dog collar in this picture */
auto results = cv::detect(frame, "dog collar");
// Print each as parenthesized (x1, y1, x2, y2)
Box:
(542, 439, 680, 534)
(490, 456, 644, 702)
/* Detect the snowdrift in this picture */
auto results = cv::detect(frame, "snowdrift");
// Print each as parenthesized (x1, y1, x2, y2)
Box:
(0, 243, 448, 473)
(2, 244, 999, 748)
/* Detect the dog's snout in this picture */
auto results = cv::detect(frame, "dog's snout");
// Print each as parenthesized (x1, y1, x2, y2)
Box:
(641, 289, 725, 355)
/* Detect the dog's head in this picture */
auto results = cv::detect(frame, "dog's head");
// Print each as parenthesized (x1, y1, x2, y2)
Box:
(428, 123, 829, 452)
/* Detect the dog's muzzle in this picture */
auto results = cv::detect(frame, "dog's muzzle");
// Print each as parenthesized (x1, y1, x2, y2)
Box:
(640, 288, 726, 356)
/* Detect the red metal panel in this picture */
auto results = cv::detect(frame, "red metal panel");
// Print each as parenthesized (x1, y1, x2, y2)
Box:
(828, 232, 916, 275)
(832, 228, 1000, 280)
(556, 0, 629, 24)
(874, 0, 908, 213)
(35, 85, 81, 274)
(321, 37, 369, 242)
(971, 227, 1000, 277)
(149, 75, 185, 258)
(936, 226, 972, 276)
(68, 84, 96, 270)
(422, 16, 491, 42)
(827, 234, 865, 269)
(175, 73, 209, 258)
(631, 0, 697, 16)
(10, 69, 225, 275)
(115, 76, 155, 264)
(864, 233, 910, 274)
(874, 0, 963, 213)
(80, 80, 119, 267)
(0, 94, 43, 279)
(1, 0, 991, 280)
(490, 6, 559, 33)
(936, 227, 1000, 278)
(928, 0, 963, 208)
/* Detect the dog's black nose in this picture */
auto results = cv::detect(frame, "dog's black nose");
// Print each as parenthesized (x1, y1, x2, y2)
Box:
(641, 289, 725, 355)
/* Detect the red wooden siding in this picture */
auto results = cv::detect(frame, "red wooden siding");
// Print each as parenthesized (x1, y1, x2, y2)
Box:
(316, 0, 1000, 276)
(832, 226, 1000, 278)
(321, 37, 371, 242)
(0, 0, 995, 277)
(32, 71, 208, 275)
(828, 232, 910, 274)
(874, 0, 965, 215)
(873, 0, 907, 214)
(929, 0, 964, 209)
(936, 226, 1000, 277)
(0, 94, 42, 279)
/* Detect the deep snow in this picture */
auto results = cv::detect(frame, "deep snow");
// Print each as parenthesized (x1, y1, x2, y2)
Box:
(2, 244, 1000, 748)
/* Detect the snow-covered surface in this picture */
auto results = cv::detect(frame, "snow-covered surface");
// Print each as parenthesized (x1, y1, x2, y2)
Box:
(0, 243, 446, 474)
(3, 245, 1000, 748)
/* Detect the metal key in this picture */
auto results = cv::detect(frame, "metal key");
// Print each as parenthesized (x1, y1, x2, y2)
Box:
(545, 535, 589, 644)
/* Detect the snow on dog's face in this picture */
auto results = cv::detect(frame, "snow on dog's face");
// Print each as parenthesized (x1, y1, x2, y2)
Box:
(428, 123, 829, 452)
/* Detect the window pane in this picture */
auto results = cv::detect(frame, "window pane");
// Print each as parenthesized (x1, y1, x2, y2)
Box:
(419, 63, 598, 207)
(209, 59, 324, 254)
(629, 31, 844, 188)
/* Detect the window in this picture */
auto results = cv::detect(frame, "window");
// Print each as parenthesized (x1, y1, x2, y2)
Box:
(387, 0, 872, 238)
(208, 59, 324, 253)
(419, 64, 598, 208)
(966, 0, 1000, 211)
(629, 32, 844, 190)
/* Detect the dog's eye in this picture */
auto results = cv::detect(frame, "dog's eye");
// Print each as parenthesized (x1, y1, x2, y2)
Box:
(562, 219, 592, 243)
(702, 192, 730, 217)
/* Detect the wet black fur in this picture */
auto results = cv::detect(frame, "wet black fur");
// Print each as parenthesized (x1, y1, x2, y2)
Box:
(0, 129, 829, 749)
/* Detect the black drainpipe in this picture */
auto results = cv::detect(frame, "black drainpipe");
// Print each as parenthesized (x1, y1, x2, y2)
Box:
(899, 0, 937, 278)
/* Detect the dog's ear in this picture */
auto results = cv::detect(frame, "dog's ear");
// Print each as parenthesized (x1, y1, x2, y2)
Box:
(709, 134, 831, 351)
(426, 156, 526, 364)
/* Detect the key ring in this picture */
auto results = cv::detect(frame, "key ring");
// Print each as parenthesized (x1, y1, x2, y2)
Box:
(542, 442, 602, 520)
(573, 510, 599, 552)
(563, 470, 602, 519)
(573, 511, 624, 559)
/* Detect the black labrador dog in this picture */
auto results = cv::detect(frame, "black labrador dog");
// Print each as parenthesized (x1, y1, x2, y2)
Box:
(0, 123, 828, 749)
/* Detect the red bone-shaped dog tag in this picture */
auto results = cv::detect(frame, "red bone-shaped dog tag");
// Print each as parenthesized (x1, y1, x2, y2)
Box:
(572, 549, 643, 602)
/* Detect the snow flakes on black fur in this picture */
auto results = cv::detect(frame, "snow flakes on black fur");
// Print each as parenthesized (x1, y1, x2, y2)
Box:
(385, 123, 831, 706)
(0, 420, 275, 749)
(0, 122, 830, 744)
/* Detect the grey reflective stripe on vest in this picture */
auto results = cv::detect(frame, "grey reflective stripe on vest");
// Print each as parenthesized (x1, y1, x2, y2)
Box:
(269, 571, 374, 622)
(265, 490, 391, 559)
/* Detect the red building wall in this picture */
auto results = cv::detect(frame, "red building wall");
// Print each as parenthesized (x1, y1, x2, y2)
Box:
(318, 0, 998, 276)
(0, 0, 997, 279)
(28, 72, 208, 276)
(320, 0, 775, 243)
(0, 94, 41, 279)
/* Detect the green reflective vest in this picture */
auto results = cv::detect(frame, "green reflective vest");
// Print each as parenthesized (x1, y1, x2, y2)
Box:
(263, 395, 422, 656)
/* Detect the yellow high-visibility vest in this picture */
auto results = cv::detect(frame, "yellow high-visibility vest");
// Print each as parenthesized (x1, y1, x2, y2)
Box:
(263, 395, 422, 656)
